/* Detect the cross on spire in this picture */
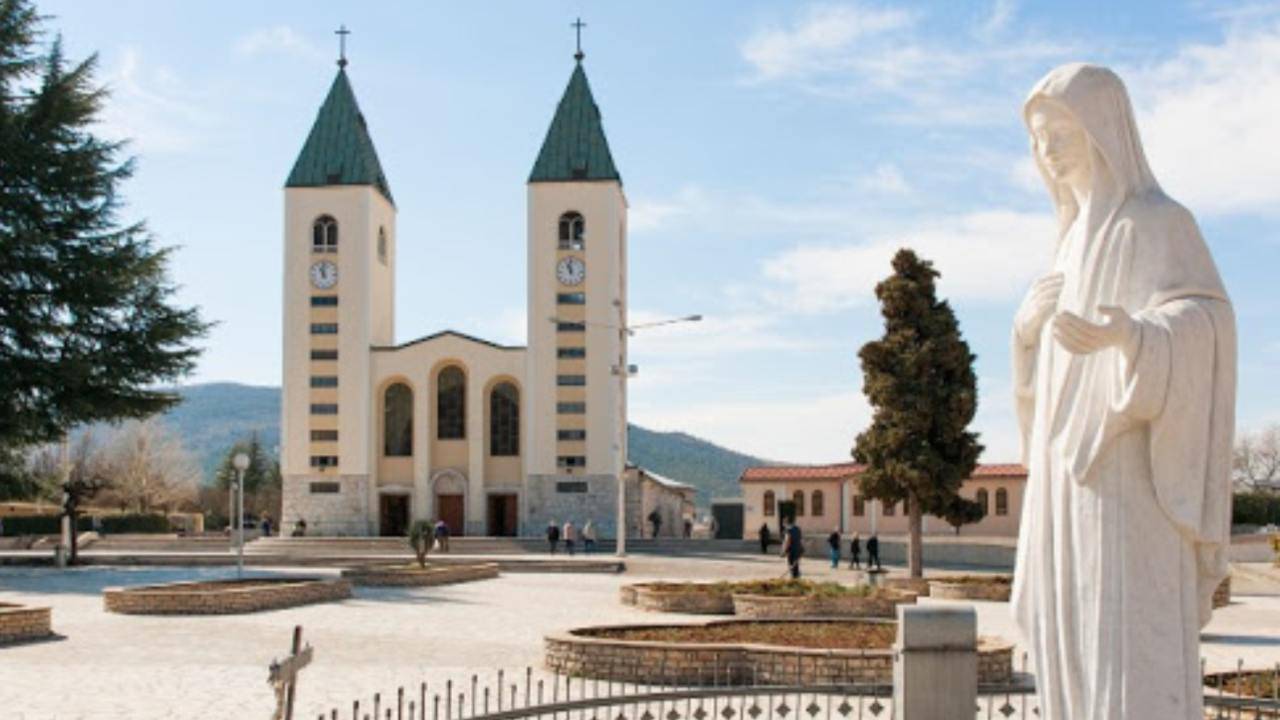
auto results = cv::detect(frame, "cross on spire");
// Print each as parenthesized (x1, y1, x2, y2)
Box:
(335, 25, 351, 68)
(571, 17, 586, 62)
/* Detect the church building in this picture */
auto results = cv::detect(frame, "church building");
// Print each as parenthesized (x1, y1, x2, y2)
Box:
(279, 45, 632, 537)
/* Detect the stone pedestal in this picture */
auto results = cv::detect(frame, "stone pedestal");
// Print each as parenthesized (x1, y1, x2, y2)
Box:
(893, 605, 977, 720)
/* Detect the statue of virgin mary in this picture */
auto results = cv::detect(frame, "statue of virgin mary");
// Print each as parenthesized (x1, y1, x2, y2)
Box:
(1009, 63, 1236, 719)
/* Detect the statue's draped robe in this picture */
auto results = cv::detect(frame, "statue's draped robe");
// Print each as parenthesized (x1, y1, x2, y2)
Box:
(1009, 65, 1235, 720)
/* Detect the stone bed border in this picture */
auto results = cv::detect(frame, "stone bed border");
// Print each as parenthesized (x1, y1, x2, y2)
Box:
(730, 590, 917, 619)
(928, 577, 1013, 602)
(103, 577, 352, 615)
(546, 618, 1013, 686)
(341, 562, 499, 587)
(0, 602, 53, 645)
(620, 583, 735, 615)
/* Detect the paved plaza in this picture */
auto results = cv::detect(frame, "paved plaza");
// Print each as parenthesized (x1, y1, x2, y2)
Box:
(0, 556, 1278, 719)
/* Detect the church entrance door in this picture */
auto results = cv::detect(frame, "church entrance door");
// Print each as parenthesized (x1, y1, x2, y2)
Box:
(487, 494, 518, 537)
(379, 495, 409, 537)
(437, 494, 465, 537)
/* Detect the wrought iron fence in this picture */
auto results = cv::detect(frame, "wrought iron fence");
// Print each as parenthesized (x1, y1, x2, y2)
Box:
(307, 656, 1280, 720)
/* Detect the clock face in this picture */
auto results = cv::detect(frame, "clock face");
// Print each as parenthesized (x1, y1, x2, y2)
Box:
(310, 260, 338, 289)
(556, 256, 585, 286)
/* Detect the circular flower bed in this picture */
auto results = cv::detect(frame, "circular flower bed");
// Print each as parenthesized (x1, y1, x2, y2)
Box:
(546, 618, 1013, 686)
(929, 575, 1013, 602)
(621, 582, 736, 615)
(0, 602, 53, 644)
(876, 576, 932, 597)
(621, 579, 912, 618)
(341, 562, 499, 587)
(103, 577, 351, 615)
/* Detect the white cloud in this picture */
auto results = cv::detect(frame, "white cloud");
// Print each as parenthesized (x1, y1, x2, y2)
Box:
(234, 26, 326, 63)
(977, 0, 1017, 39)
(629, 186, 706, 235)
(628, 309, 825, 359)
(856, 162, 911, 195)
(740, 4, 915, 82)
(1126, 22, 1280, 216)
(96, 47, 212, 154)
(631, 389, 870, 464)
(761, 209, 1055, 312)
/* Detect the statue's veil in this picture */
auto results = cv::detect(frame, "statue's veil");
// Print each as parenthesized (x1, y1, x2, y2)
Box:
(1023, 63, 1163, 238)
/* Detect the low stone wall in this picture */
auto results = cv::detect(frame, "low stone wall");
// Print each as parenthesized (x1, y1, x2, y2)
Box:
(1213, 575, 1231, 609)
(0, 603, 52, 644)
(624, 584, 735, 615)
(545, 620, 1012, 686)
(103, 577, 351, 615)
(929, 577, 1013, 602)
(731, 591, 915, 619)
(341, 563, 499, 587)
(875, 577, 932, 597)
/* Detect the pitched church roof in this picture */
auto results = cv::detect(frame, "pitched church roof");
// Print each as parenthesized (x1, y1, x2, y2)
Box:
(529, 61, 621, 183)
(286, 68, 394, 204)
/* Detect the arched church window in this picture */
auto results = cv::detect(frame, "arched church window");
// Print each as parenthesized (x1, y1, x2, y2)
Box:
(558, 212, 585, 250)
(489, 382, 519, 456)
(763, 491, 775, 516)
(995, 488, 1009, 516)
(383, 383, 413, 456)
(312, 215, 338, 253)
(437, 366, 466, 440)
(377, 227, 387, 265)
(976, 489, 989, 516)
(811, 490, 824, 517)
(792, 490, 805, 517)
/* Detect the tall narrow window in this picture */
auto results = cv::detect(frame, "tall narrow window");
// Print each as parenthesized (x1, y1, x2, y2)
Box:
(437, 366, 466, 439)
(995, 488, 1009, 516)
(976, 489, 989, 516)
(377, 227, 388, 265)
(792, 490, 805, 517)
(883, 502, 895, 517)
(558, 212, 585, 250)
(811, 490, 825, 517)
(383, 383, 413, 456)
(489, 382, 519, 456)
(852, 495, 865, 517)
(312, 215, 338, 253)
(763, 491, 776, 517)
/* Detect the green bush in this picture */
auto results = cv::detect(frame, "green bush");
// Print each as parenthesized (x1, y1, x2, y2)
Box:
(1233, 492, 1280, 526)
(0, 515, 92, 536)
(98, 513, 171, 534)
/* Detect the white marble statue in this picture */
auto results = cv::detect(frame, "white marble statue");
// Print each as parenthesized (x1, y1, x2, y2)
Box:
(1009, 63, 1236, 719)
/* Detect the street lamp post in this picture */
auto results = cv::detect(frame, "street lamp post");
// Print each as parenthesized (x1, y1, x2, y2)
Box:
(233, 452, 250, 578)
(547, 313, 702, 558)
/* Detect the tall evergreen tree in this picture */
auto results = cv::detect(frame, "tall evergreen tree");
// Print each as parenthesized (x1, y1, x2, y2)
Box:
(0, 0, 208, 452)
(853, 249, 984, 578)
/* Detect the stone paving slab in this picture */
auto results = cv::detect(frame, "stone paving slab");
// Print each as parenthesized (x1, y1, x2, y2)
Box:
(0, 557, 1277, 719)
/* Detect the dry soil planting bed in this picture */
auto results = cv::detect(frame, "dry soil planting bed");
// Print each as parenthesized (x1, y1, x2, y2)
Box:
(341, 562, 499, 587)
(103, 576, 351, 615)
(929, 575, 1013, 602)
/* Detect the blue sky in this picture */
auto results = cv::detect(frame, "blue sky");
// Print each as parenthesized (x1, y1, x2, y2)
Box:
(39, 1, 1280, 463)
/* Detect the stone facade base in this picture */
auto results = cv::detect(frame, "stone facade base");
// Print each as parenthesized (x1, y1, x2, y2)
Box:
(545, 619, 1013, 686)
(341, 563, 499, 587)
(524, 474, 618, 538)
(0, 603, 53, 644)
(103, 577, 351, 615)
(731, 591, 916, 620)
(281, 474, 372, 537)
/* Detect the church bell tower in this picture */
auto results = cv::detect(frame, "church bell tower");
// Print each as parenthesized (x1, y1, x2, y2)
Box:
(525, 46, 628, 536)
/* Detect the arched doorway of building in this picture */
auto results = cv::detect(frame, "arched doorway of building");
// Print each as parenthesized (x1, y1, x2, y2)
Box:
(432, 470, 467, 537)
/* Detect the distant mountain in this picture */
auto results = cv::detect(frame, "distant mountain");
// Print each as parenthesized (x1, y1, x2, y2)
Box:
(158, 383, 771, 508)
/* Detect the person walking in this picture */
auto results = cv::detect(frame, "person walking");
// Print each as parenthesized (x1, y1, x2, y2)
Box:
(849, 533, 862, 570)
(433, 519, 451, 552)
(546, 520, 560, 554)
(647, 510, 662, 539)
(779, 519, 803, 580)
(260, 514, 272, 538)
(582, 520, 596, 553)
(827, 528, 841, 569)
(563, 520, 577, 556)
(867, 533, 882, 571)
(758, 523, 772, 554)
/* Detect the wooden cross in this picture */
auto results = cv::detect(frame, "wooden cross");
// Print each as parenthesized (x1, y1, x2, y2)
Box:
(335, 25, 351, 68)
(572, 17, 586, 61)
(268, 625, 314, 720)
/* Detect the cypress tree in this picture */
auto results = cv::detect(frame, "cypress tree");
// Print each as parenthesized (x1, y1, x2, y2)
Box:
(0, 0, 208, 453)
(853, 249, 984, 578)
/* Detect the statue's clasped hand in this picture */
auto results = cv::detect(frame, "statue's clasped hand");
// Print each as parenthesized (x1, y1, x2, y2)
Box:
(1052, 306, 1139, 358)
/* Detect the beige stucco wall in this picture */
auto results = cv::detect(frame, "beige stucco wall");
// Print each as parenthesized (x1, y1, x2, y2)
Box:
(525, 181, 627, 480)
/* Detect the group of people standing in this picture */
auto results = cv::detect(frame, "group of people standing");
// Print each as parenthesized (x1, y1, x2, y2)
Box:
(546, 519, 596, 555)
(759, 522, 882, 579)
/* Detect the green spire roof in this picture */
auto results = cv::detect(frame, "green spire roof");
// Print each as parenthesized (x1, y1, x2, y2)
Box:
(529, 62, 621, 183)
(286, 68, 393, 204)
